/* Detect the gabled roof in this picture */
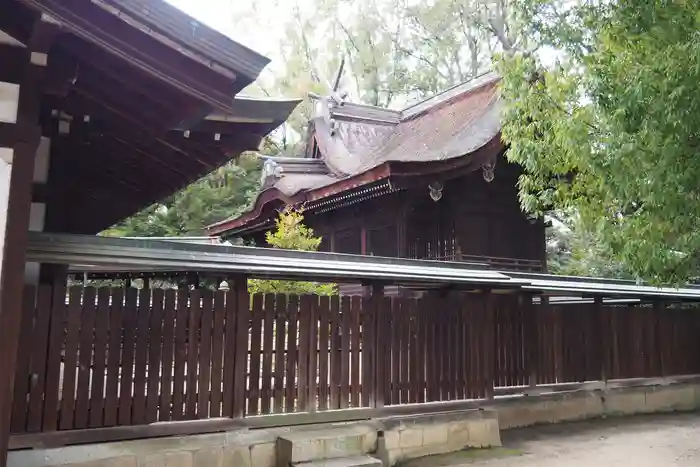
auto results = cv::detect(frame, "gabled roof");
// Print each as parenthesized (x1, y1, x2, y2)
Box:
(207, 72, 503, 236)
(320, 71, 501, 176)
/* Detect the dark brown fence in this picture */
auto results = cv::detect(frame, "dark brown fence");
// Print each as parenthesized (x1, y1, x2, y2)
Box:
(10, 285, 700, 438)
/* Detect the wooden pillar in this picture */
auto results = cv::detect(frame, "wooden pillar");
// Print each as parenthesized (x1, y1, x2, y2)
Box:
(595, 296, 608, 383)
(484, 291, 496, 400)
(370, 283, 385, 409)
(360, 226, 368, 256)
(231, 275, 249, 419)
(0, 43, 44, 467)
(654, 300, 666, 377)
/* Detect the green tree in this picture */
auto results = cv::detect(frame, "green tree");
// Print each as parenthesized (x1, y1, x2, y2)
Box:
(248, 207, 337, 295)
(546, 215, 631, 279)
(102, 155, 263, 237)
(498, 0, 700, 283)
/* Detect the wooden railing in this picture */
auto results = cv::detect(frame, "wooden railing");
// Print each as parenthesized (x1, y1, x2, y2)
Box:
(433, 253, 544, 272)
(9, 285, 700, 445)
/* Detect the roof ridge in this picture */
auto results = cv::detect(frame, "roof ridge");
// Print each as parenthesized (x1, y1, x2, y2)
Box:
(330, 101, 401, 125)
(400, 71, 500, 121)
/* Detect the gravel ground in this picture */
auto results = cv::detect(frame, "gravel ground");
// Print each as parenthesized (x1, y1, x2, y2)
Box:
(403, 412, 700, 467)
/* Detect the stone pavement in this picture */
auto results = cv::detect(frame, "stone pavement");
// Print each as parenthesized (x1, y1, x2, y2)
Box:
(401, 412, 700, 467)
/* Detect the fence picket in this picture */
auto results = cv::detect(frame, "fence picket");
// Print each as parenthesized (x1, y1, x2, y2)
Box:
(11, 284, 700, 441)
(27, 285, 52, 432)
(104, 289, 124, 427)
(318, 296, 330, 411)
(10, 286, 37, 433)
(89, 288, 112, 428)
(159, 290, 177, 422)
(329, 296, 341, 410)
(248, 294, 264, 415)
(273, 294, 287, 414)
(340, 297, 351, 409)
(197, 291, 214, 419)
(145, 289, 165, 423)
(284, 296, 299, 412)
(171, 289, 189, 420)
(209, 291, 226, 418)
(260, 294, 275, 415)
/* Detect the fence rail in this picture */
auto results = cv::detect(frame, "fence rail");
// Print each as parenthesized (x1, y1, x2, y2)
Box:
(10, 285, 700, 441)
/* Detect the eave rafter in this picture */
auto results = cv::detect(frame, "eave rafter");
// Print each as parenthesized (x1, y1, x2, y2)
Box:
(59, 90, 218, 171)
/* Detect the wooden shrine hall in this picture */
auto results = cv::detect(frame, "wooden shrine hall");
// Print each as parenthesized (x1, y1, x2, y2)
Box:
(0, 0, 299, 465)
(207, 73, 547, 273)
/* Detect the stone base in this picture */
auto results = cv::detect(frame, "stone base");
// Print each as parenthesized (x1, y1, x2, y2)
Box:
(375, 409, 501, 466)
(9, 382, 700, 467)
(276, 425, 376, 466)
(497, 382, 700, 430)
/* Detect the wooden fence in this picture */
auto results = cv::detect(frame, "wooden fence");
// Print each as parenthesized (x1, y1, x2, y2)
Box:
(10, 285, 700, 437)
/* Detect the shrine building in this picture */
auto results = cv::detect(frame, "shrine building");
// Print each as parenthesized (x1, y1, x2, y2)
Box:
(208, 73, 546, 273)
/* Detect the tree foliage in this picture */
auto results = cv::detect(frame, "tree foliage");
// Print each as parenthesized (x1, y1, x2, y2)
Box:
(498, 0, 700, 283)
(547, 216, 631, 279)
(248, 208, 337, 295)
(102, 155, 263, 237)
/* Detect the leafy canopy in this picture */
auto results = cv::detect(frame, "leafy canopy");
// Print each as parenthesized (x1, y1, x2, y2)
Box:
(248, 207, 336, 296)
(498, 0, 700, 283)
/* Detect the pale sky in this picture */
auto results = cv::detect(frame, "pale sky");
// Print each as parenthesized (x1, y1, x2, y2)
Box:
(165, 0, 289, 74)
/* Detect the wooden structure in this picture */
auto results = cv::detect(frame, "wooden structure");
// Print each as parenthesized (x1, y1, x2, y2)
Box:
(0, 1, 299, 465)
(208, 73, 546, 273)
(5, 232, 700, 448)
(8, 280, 700, 448)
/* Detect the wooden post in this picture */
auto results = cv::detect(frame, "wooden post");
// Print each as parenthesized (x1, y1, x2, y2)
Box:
(0, 44, 43, 467)
(654, 300, 666, 378)
(522, 293, 538, 389)
(595, 296, 608, 384)
(231, 275, 249, 419)
(360, 226, 368, 256)
(484, 291, 496, 400)
(371, 283, 385, 409)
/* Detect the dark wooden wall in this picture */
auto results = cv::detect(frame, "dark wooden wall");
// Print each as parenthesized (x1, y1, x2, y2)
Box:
(308, 160, 545, 268)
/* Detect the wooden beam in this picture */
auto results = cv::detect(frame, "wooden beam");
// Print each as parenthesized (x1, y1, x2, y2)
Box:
(70, 71, 176, 134)
(0, 51, 42, 467)
(65, 89, 217, 170)
(0, 0, 36, 47)
(166, 130, 263, 154)
(56, 40, 196, 126)
(0, 123, 41, 148)
(0, 44, 28, 84)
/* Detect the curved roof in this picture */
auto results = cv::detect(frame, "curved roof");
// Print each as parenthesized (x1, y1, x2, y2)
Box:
(207, 72, 503, 236)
